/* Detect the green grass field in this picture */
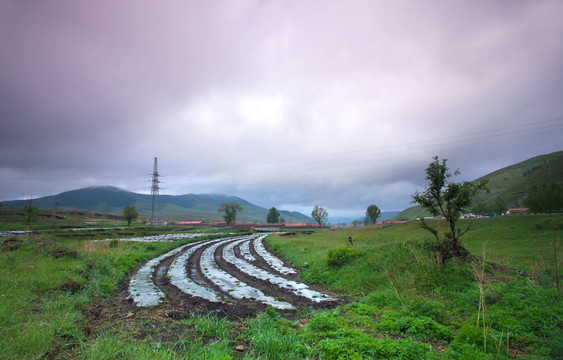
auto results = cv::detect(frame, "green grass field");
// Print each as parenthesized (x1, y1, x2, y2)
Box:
(0, 214, 561, 359)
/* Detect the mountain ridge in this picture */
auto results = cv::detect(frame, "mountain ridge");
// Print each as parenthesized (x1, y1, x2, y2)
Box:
(2, 186, 313, 223)
(4, 151, 562, 223)
(394, 150, 563, 220)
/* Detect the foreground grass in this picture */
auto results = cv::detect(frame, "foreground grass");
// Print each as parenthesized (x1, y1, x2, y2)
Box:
(0, 231, 227, 359)
(0, 215, 561, 359)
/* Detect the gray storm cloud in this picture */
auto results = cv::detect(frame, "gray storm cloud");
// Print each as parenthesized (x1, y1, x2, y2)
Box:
(1, 0, 562, 215)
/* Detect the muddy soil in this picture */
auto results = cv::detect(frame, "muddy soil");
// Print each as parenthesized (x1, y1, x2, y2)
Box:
(94, 235, 341, 328)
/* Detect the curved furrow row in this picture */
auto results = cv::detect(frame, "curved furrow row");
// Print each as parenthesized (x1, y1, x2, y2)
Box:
(223, 237, 334, 302)
(128, 234, 335, 310)
(252, 236, 296, 275)
(200, 236, 295, 309)
(128, 242, 194, 306)
(238, 238, 256, 262)
(168, 238, 224, 303)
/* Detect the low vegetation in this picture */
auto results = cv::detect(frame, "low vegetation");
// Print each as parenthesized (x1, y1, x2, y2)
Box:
(0, 213, 561, 359)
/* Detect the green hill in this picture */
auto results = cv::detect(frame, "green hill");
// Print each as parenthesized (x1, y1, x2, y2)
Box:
(473, 150, 563, 206)
(2, 186, 312, 223)
(395, 151, 563, 220)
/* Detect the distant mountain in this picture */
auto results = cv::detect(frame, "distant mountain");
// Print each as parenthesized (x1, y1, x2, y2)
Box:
(394, 151, 563, 220)
(2, 186, 313, 223)
(328, 211, 401, 225)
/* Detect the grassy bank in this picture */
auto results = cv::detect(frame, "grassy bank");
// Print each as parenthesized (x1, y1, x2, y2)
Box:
(0, 215, 561, 359)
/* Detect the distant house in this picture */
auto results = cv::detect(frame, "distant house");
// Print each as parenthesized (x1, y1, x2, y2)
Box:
(506, 208, 529, 214)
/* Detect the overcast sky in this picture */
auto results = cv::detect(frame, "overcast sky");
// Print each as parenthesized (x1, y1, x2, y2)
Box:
(1, 1, 562, 218)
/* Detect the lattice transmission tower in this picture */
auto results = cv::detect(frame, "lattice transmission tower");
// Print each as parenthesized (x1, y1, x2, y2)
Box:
(150, 157, 161, 226)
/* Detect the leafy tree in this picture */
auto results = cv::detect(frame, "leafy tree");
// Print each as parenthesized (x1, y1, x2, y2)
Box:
(411, 156, 489, 262)
(311, 205, 328, 227)
(23, 201, 39, 224)
(123, 205, 139, 226)
(471, 202, 488, 216)
(266, 207, 281, 223)
(525, 182, 563, 213)
(279, 217, 286, 223)
(491, 196, 508, 215)
(352, 218, 364, 226)
(525, 184, 542, 213)
(218, 202, 243, 225)
(365, 204, 381, 225)
(548, 181, 563, 212)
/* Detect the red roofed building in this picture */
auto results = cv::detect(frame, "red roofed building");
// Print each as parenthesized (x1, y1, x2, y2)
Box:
(506, 208, 529, 214)
(172, 221, 204, 225)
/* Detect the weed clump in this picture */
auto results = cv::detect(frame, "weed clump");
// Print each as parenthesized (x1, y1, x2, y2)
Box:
(377, 311, 454, 342)
(1, 237, 23, 251)
(327, 247, 361, 268)
(49, 247, 78, 259)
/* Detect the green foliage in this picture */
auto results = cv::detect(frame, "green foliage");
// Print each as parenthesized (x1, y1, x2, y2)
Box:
(491, 196, 508, 215)
(398, 151, 563, 220)
(266, 206, 281, 223)
(473, 197, 508, 216)
(186, 312, 234, 339)
(318, 334, 437, 360)
(326, 247, 362, 267)
(412, 156, 489, 261)
(302, 316, 438, 360)
(474, 151, 563, 207)
(217, 202, 243, 225)
(363, 289, 403, 308)
(365, 204, 381, 225)
(311, 205, 328, 226)
(377, 311, 454, 341)
(0, 233, 213, 359)
(123, 205, 139, 226)
(2, 215, 562, 359)
(244, 307, 311, 359)
(23, 203, 39, 223)
(525, 181, 563, 213)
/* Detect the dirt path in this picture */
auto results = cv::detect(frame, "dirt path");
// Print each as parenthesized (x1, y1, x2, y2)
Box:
(126, 234, 339, 316)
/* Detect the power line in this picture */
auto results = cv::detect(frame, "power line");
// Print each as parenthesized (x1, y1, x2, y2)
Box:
(161, 117, 563, 186)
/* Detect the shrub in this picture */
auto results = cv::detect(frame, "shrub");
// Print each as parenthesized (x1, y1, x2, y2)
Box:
(307, 310, 341, 333)
(327, 247, 361, 268)
(377, 311, 453, 342)
(316, 328, 437, 360)
(451, 324, 497, 352)
(363, 289, 403, 308)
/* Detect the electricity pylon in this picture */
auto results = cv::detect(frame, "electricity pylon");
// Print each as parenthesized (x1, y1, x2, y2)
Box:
(150, 157, 161, 226)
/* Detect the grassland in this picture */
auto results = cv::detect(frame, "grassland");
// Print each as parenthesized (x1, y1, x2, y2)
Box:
(0, 213, 561, 359)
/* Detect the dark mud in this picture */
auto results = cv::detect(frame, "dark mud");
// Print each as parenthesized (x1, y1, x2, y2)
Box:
(89, 234, 342, 335)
